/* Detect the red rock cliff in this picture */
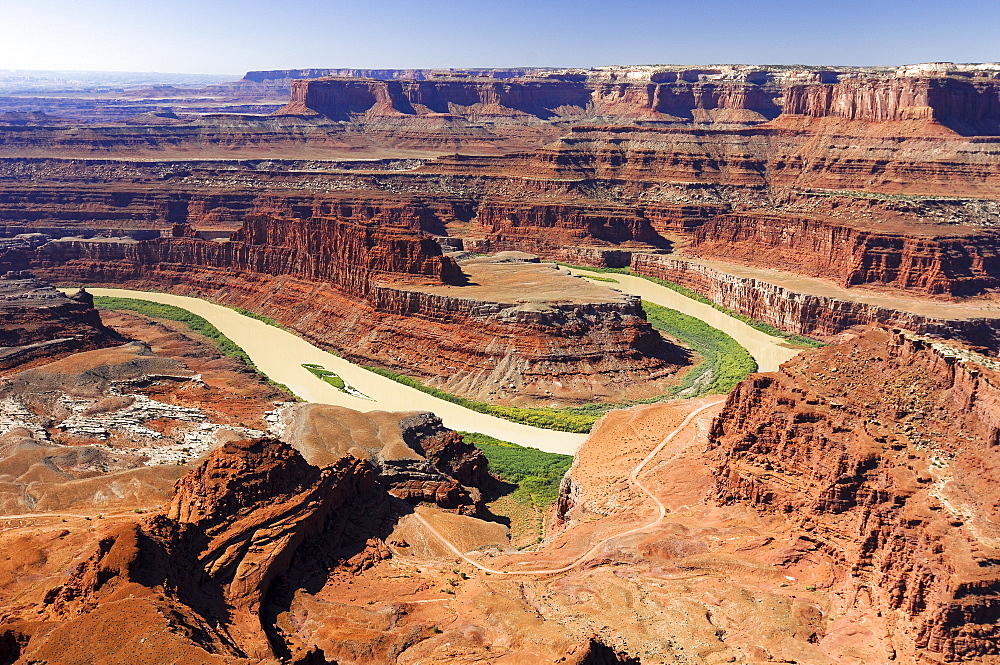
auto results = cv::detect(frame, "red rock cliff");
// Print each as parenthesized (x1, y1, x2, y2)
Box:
(783, 76, 1000, 134)
(631, 254, 1000, 350)
(281, 74, 787, 123)
(688, 213, 1000, 296)
(0, 273, 122, 369)
(463, 199, 668, 263)
(281, 76, 594, 120)
(711, 329, 1000, 662)
(33, 214, 463, 296)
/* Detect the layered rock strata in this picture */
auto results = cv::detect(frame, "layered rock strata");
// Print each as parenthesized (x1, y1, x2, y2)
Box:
(29, 214, 462, 294)
(782, 75, 1000, 135)
(3, 145, 1000, 296)
(631, 254, 1000, 350)
(0, 273, 121, 369)
(0, 183, 476, 236)
(280, 66, 1000, 136)
(461, 199, 669, 264)
(275, 66, 830, 123)
(13, 215, 683, 405)
(687, 213, 1000, 296)
(711, 328, 1000, 662)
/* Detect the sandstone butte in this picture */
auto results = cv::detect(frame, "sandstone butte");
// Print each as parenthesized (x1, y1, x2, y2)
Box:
(0, 62, 998, 663)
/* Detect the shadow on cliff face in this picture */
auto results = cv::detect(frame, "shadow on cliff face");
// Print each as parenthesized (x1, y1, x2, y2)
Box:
(0, 628, 28, 665)
(263, 482, 400, 661)
(579, 639, 641, 664)
(641, 329, 695, 369)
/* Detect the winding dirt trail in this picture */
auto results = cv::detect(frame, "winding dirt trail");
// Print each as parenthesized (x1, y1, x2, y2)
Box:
(413, 398, 727, 576)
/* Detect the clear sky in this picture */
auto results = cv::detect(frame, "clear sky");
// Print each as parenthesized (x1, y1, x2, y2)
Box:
(1, 0, 998, 75)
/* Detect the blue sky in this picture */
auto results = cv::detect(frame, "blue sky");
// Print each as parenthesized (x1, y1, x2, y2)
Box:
(1, 0, 997, 75)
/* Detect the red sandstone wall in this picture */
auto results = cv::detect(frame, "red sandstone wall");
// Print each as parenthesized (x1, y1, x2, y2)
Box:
(465, 200, 667, 259)
(711, 329, 1000, 661)
(687, 214, 1000, 296)
(33, 215, 462, 297)
(285, 78, 594, 120)
(782, 77, 1000, 134)
(285, 77, 786, 122)
(630, 254, 1000, 349)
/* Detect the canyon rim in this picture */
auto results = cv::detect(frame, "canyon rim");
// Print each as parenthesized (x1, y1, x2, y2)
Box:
(0, 54, 998, 665)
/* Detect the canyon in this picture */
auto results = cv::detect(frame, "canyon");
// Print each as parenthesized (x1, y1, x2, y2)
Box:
(3, 327, 997, 663)
(1, 220, 687, 407)
(1, 62, 1000, 664)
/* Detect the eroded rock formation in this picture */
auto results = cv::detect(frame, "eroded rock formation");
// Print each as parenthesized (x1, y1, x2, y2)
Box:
(687, 213, 1000, 296)
(30, 437, 379, 662)
(631, 254, 1000, 350)
(711, 328, 1000, 662)
(782, 75, 1000, 135)
(283, 405, 491, 515)
(0, 273, 121, 369)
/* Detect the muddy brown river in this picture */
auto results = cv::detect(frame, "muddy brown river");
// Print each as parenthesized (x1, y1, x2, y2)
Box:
(83, 282, 802, 455)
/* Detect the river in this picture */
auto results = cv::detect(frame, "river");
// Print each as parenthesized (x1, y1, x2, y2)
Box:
(85, 288, 588, 455)
(562, 268, 800, 372)
(82, 279, 802, 455)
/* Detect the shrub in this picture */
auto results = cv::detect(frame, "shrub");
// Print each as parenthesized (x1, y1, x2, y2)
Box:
(642, 301, 757, 396)
(460, 431, 572, 507)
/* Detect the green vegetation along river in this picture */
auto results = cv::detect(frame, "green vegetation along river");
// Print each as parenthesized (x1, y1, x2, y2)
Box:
(84, 288, 588, 455)
(562, 267, 802, 371)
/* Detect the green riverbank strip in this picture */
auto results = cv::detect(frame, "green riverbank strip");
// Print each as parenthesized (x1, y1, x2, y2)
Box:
(95, 296, 253, 365)
(93, 295, 298, 397)
(461, 431, 572, 508)
(557, 263, 824, 348)
(363, 366, 599, 433)
(642, 301, 756, 396)
(227, 306, 285, 329)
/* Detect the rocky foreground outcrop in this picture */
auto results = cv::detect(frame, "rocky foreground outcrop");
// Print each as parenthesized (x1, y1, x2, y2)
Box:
(711, 328, 1000, 662)
(283, 405, 491, 516)
(2, 411, 503, 665)
(7, 438, 376, 663)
